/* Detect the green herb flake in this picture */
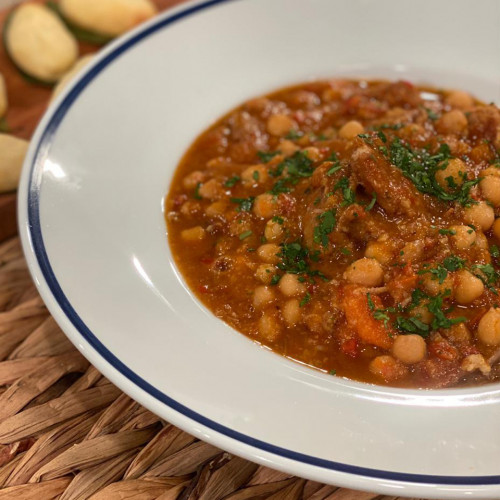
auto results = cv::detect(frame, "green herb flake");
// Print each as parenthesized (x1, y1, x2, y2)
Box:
(252, 170, 260, 181)
(272, 216, 284, 225)
(193, 182, 202, 200)
(491, 245, 500, 258)
(230, 196, 255, 212)
(257, 150, 280, 163)
(299, 292, 312, 307)
(224, 175, 240, 187)
(395, 316, 430, 337)
(424, 107, 440, 121)
(239, 230, 253, 240)
(365, 192, 377, 211)
(329, 369, 337, 376)
(285, 129, 303, 140)
(438, 228, 457, 235)
(276, 242, 327, 281)
(270, 274, 281, 286)
(388, 138, 479, 205)
(313, 209, 337, 247)
(340, 247, 351, 256)
(427, 294, 466, 330)
(334, 177, 356, 206)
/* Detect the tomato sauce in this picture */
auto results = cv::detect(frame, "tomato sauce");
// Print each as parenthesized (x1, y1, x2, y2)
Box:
(166, 79, 500, 388)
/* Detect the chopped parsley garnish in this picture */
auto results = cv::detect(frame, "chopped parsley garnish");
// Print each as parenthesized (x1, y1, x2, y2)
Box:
(326, 151, 342, 176)
(388, 138, 479, 205)
(340, 247, 351, 256)
(367, 293, 393, 328)
(491, 245, 500, 258)
(334, 177, 356, 206)
(269, 151, 314, 195)
(275, 242, 327, 281)
(270, 274, 281, 286)
(193, 182, 202, 200)
(472, 264, 499, 287)
(329, 369, 337, 376)
(313, 209, 336, 247)
(272, 216, 284, 225)
(424, 107, 440, 121)
(224, 175, 240, 187)
(230, 196, 255, 212)
(239, 230, 253, 240)
(418, 255, 465, 284)
(252, 170, 260, 181)
(365, 192, 377, 211)
(427, 293, 466, 330)
(443, 255, 466, 272)
(438, 228, 457, 235)
(285, 129, 303, 140)
(395, 316, 430, 336)
(327, 164, 342, 176)
(299, 292, 311, 307)
(257, 150, 280, 163)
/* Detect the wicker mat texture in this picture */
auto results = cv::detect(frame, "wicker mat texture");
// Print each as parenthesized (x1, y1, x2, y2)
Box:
(0, 236, 426, 500)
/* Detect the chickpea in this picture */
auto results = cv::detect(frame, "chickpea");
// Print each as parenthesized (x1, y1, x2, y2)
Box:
(449, 225, 476, 250)
(493, 218, 500, 241)
(264, 219, 284, 242)
(241, 165, 268, 186)
(253, 286, 275, 308)
(198, 178, 222, 200)
(475, 231, 489, 250)
(364, 240, 394, 265)
(436, 110, 468, 135)
(302, 146, 321, 161)
(392, 334, 427, 364)
(464, 201, 495, 231)
(421, 273, 453, 297)
(339, 120, 364, 139)
(446, 90, 474, 110)
(255, 264, 276, 284)
(253, 193, 278, 219)
(205, 200, 227, 217)
(435, 158, 465, 190)
(454, 270, 484, 305)
(279, 139, 300, 157)
(410, 305, 433, 325)
(267, 114, 295, 136)
(257, 243, 280, 264)
(182, 170, 205, 190)
(343, 258, 384, 287)
(180, 200, 200, 217)
(282, 299, 301, 325)
(278, 273, 306, 297)
(477, 307, 500, 345)
(480, 175, 500, 207)
(258, 312, 281, 342)
(181, 226, 205, 241)
(369, 355, 408, 381)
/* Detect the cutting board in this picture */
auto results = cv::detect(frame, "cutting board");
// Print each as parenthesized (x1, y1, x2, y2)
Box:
(0, 0, 184, 243)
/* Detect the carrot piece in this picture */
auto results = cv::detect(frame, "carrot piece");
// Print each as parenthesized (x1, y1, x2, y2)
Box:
(342, 287, 393, 349)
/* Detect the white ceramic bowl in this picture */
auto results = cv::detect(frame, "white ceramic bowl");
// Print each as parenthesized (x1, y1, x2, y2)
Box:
(18, 0, 500, 497)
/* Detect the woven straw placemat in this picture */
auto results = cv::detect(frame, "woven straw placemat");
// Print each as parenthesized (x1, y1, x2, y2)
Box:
(0, 237, 425, 500)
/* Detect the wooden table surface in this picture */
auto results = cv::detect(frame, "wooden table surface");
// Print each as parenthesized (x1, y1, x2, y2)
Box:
(0, 0, 183, 244)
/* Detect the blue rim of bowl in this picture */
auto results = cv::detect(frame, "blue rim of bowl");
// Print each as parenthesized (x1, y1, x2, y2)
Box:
(26, 0, 500, 487)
